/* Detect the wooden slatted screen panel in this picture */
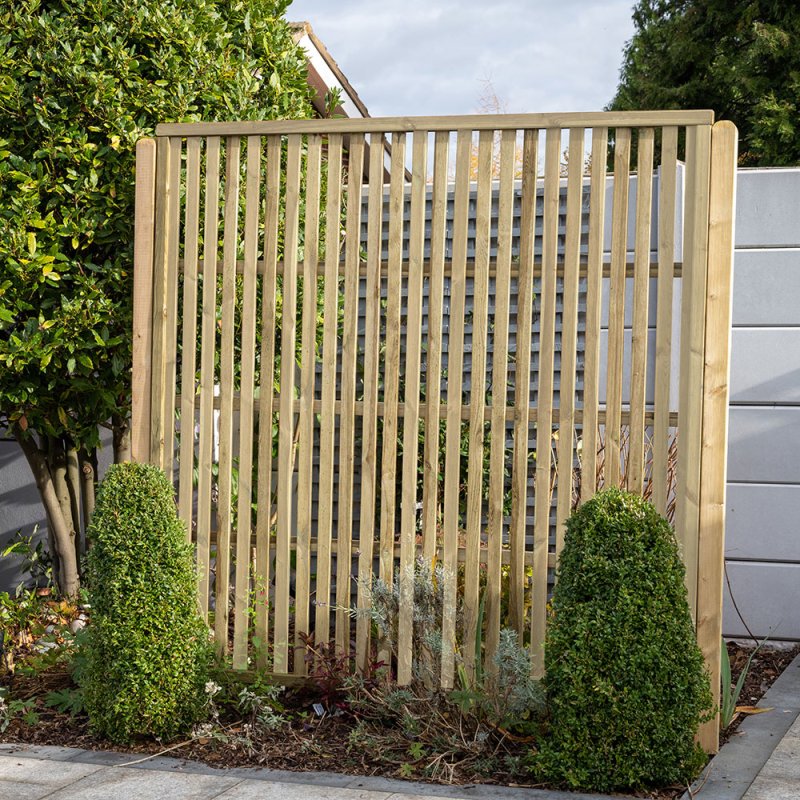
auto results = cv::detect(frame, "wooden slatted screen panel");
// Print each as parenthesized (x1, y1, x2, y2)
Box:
(132, 111, 736, 752)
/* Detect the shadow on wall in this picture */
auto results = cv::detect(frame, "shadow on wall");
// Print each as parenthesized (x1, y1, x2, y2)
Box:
(0, 428, 115, 593)
(0, 436, 48, 592)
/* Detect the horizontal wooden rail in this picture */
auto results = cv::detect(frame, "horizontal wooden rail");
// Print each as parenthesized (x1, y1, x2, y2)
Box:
(182, 258, 683, 279)
(206, 535, 560, 572)
(174, 394, 681, 427)
(156, 110, 714, 137)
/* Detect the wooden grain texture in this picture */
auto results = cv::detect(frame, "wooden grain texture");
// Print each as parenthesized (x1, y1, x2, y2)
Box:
(132, 139, 157, 464)
(696, 120, 737, 754)
(440, 130, 472, 689)
(178, 138, 201, 533)
(355, 134, 386, 671)
(509, 130, 538, 637)
(652, 127, 679, 515)
(378, 131, 407, 630)
(421, 132, 449, 561)
(555, 128, 584, 558)
(156, 109, 714, 137)
(335, 134, 366, 657)
(485, 129, 516, 665)
(198, 137, 220, 626)
(254, 135, 282, 666)
(295, 134, 322, 673)
(628, 128, 655, 493)
(463, 130, 493, 682)
(161, 137, 182, 476)
(218, 137, 242, 667)
(314, 134, 344, 645)
(676, 124, 712, 618)
(397, 132, 427, 685)
(605, 128, 632, 488)
(149, 137, 172, 468)
(233, 136, 261, 664)
(273, 135, 303, 674)
(531, 128, 561, 678)
(580, 127, 608, 504)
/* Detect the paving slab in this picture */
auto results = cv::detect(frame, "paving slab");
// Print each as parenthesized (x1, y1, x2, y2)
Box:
(683, 652, 800, 800)
(0, 756, 102, 791)
(0, 743, 89, 761)
(213, 781, 391, 800)
(45, 764, 243, 799)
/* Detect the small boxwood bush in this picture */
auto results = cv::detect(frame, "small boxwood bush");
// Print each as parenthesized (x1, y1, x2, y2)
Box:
(535, 489, 712, 792)
(83, 463, 210, 743)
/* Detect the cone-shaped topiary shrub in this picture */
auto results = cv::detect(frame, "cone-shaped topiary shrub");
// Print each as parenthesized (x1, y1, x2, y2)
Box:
(83, 463, 210, 743)
(534, 489, 712, 792)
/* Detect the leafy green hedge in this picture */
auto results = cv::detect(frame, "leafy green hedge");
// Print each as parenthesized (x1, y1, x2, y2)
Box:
(84, 463, 210, 742)
(535, 489, 712, 791)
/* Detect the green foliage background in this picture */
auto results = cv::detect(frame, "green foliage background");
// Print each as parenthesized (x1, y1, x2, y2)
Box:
(0, 0, 314, 448)
(83, 462, 210, 742)
(609, 0, 800, 166)
(535, 489, 712, 792)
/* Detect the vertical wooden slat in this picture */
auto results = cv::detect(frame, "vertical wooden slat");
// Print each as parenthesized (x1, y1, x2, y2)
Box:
(231, 137, 261, 667)
(580, 127, 608, 503)
(422, 132, 449, 561)
(314, 134, 343, 644)
(178, 138, 201, 535)
(463, 130, 493, 682)
(295, 134, 322, 673)
(531, 128, 561, 677)
(378, 132, 406, 666)
(149, 137, 172, 466)
(509, 130, 538, 637)
(336, 134, 366, 656)
(218, 137, 242, 666)
(254, 135, 282, 665)
(132, 138, 157, 464)
(397, 131, 427, 685)
(628, 128, 655, 492)
(605, 128, 632, 488)
(652, 127, 679, 515)
(198, 137, 220, 626)
(440, 129, 471, 688)
(697, 119, 737, 754)
(161, 137, 182, 476)
(355, 135, 385, 671)
(485, 129, 515, 665)
(273, 135, 303, 673)
(676, 124, 712, 617)
(555, 128, 584, 556)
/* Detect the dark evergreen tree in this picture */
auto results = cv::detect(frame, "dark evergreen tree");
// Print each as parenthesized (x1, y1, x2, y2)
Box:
(609, 1, 800, 166)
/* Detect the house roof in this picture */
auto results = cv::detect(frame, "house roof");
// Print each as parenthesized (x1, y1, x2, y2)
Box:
(291, 22, 371, 120)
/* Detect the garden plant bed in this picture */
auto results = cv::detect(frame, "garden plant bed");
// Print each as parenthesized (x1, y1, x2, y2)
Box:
(2, 641, 797, 800)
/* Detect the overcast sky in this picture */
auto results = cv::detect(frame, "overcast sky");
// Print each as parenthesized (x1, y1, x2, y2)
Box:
(288, 0, 637, 117)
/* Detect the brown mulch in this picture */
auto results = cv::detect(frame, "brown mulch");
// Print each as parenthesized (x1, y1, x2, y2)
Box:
(2, 640, 798, 799)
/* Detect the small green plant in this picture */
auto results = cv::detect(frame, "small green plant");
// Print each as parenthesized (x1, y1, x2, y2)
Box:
(720, 636, 766, 729)
(83, 463, 211, 743)
(535, 489, 713, 792)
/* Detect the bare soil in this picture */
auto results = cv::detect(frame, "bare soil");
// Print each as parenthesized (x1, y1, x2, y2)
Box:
(2, 641, 797, 799)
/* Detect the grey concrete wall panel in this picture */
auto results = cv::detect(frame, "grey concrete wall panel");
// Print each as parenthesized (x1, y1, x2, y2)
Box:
(729, 329, 800, 403)
(735, 168, 800, 248)
(0, 437, 48, 592)
(726, 483, 800, 562)
(727, 407, 800, 484)
(723, 561, 800, 640)
(732, 249, 800, 326)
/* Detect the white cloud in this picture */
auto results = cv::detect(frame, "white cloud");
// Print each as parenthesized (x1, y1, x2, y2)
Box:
(288, 0, 635, 116)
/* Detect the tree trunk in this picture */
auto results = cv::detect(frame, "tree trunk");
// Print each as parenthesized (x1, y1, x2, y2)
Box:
(79, 447, 96, 539)
(113, 414, 131, 463)
(17, 431, 80, 598)
(65, 443, 83, 563)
